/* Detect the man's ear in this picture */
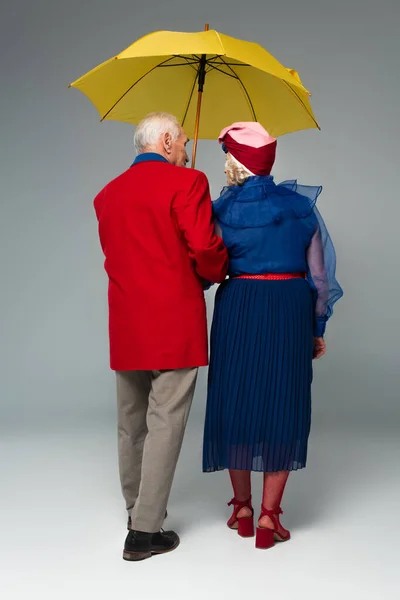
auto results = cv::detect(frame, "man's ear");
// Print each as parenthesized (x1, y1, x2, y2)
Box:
(163, 132, 172, 154)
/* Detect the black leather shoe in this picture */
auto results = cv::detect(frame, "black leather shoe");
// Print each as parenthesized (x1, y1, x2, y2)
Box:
(122, 529, 180, 561)
(127, 510, 168, 530)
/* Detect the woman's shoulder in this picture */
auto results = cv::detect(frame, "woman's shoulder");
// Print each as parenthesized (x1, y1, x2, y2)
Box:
(274, 180, 323, 218)
(212, 178, 322, 228)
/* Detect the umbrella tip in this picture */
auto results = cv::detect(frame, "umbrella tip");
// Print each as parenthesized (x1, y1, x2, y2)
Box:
(204, 23, 209, 31)
(68, 83, 71, 88)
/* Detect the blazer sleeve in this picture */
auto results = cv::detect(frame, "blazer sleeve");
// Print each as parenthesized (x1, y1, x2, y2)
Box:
(93, 188, 107, 254)
(172, 171, 228, 283)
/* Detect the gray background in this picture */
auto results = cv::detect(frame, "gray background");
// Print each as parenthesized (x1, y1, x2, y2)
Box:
(0, 0, 398, 429)
(0, 1, 399, 598)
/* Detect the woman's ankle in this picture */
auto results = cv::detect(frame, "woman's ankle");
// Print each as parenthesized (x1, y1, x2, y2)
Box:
(236, 506, 253, 519)
(258, 515, 274, 529)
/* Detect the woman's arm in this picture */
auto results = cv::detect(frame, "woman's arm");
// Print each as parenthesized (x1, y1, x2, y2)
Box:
(306, 207, 343, 338)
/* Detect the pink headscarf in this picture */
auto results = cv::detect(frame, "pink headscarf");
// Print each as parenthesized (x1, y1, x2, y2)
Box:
(218, 122, 277, 175)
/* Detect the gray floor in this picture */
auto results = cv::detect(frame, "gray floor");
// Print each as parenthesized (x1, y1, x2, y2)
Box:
(0, 407, 398, 600)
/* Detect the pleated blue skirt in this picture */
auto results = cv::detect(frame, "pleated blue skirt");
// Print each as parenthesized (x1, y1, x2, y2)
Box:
(203, 278, 314, 473)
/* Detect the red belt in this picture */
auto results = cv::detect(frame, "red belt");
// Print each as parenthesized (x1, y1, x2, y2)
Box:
(234, 273, 305, 281)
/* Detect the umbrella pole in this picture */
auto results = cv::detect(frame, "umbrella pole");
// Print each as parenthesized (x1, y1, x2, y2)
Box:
(191, 92, 202, 169)
(191, 24, 209, 169)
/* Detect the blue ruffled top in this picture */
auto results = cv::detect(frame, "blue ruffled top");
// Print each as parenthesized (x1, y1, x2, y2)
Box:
(213, 175, 343, 337)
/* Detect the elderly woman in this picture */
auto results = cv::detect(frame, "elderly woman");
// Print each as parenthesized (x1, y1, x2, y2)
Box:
(203, 122, 343, 549)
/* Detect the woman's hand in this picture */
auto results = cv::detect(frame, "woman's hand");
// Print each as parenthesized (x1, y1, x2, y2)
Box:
(313, 337, 326, 359)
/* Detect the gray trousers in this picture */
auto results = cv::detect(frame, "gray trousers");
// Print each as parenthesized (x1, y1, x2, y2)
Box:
(116, 368, 198, 533)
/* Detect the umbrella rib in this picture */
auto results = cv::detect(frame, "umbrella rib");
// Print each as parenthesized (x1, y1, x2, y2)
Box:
(160, 55, 200, 71)
(211, 63, 250, 67)
(211, 57, 319, 130)
(208, 59, 250, 67)
(219, 57, 257, 120)
(100, 55, 184, 121)
(159, 63, 197, 67)
(182, 56, 202, 73)
(181, 70, 199, 128)
(280, 80, 321, 130)
(206, 63, 238, 79)
(174, 55, 200, 61)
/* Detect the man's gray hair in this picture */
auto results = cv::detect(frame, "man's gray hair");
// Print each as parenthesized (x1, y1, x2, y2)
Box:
(134, 112, 182, 154)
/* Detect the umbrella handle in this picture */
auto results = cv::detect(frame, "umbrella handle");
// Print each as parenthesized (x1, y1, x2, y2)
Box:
(191, 24, 209, 169)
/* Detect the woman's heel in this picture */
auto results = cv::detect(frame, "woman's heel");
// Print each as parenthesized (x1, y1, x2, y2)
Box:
(227, 496, 254, 537)
(255, 526, 275, 549)
(256, 504, 290, 549)
(238, 516, 255, 538)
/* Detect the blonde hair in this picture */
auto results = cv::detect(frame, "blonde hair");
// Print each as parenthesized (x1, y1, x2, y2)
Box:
(225, 153, 253, 186)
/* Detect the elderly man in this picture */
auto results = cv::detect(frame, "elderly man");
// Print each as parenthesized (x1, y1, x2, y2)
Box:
(94, 112, 228, 561)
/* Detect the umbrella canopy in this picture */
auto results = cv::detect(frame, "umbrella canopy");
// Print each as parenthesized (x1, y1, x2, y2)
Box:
(70, 27, 319, 165)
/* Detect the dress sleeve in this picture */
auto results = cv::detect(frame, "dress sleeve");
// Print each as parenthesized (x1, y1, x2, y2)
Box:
(306, 207, 343, 337)
(172, 172, 228, 283)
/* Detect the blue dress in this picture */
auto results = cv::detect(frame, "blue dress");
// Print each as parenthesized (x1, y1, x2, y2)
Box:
(202, 176, 343, 473)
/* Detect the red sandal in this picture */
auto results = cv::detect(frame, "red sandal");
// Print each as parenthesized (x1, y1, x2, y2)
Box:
(227, 497, 255, 537)
(255, 506, 291, 549)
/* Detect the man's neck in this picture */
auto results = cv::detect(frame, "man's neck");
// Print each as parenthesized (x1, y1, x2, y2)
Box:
(132, 152, 170, 167)
(143, 147, 169, 163)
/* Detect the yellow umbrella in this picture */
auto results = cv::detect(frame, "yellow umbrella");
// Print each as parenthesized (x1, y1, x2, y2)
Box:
(69, 25, 319, 167)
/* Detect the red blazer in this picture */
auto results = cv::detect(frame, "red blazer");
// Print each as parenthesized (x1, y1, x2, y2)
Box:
(94, 158, 228, 371)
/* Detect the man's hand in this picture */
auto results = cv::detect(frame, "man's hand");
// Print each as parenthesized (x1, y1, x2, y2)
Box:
(313, 337, 326, 359)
